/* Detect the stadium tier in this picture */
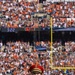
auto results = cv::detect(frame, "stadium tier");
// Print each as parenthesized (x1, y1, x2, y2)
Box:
(0, 31, 75, 74)
(0, 0, 75, 32)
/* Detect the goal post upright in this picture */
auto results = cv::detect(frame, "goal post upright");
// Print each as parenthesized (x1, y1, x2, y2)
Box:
(50, 17, 53, 68)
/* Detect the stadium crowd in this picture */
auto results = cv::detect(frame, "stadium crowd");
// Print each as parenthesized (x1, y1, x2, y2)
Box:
(0, 0, 75, 28)
(0, 0, 75, 75)
(0, 40, 75, 75)
(0, 41, 50, 75)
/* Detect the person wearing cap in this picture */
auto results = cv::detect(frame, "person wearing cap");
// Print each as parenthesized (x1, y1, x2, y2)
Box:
(29, 62, 44, 75)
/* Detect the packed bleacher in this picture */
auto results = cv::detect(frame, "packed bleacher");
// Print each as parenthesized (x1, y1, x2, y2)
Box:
(0, 0, 75, 29)
(0, 40, 75, 75)
(0, 41, 50, 75)
(53, 41, 75, 67)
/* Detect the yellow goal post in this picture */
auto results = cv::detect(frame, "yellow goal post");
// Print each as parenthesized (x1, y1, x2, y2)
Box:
(50, 17, 75, 70)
